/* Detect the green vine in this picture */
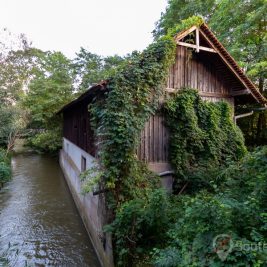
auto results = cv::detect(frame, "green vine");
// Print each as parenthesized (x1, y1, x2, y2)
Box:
(164, 88, 247, 191)
(166, 16, 204, 37)
(89, 36, 176, 204)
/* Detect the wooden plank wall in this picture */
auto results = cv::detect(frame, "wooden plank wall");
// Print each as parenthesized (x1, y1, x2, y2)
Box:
(137, 115, 169, 163)
(166, 46, 234, 105)
(138, 45, 235, 166)
(63, 101, 95, 156)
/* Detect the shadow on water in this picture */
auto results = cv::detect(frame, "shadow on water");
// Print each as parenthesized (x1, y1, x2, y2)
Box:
(0, 153, 100, 267)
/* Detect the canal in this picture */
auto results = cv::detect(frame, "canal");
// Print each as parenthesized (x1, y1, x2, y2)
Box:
(0, 153, 100, 267)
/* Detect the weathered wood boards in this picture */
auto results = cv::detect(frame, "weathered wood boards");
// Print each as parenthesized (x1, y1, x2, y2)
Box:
(137, 115, 169, 163)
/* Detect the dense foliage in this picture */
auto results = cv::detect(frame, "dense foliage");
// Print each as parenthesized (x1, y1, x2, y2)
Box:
(164, 89, 247, 192)
(88, 36, 176, 203)
(0, 149, 11, 185)
(109, 146, 267, 266)
(153, 146, 267, 267)
(153, 0, 215, 38)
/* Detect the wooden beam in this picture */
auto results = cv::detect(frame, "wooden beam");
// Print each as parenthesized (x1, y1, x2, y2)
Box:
(175, 26, 197, 41)
(177, 41, 217, 53)
(198, 28, 259, 102)
(199, 91, 231, 98)
(234, 111, 254, 124)
(231, 89, 250, 96)
(196, 28, 200, 52)
(165, 87, 177, 93)
(165, 89, 232, 98)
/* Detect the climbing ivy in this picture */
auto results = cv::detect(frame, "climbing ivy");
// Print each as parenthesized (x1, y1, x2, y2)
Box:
(166, 15, 204, 38)
(164, 88, 247, 192)
(89, 36, 176, 204)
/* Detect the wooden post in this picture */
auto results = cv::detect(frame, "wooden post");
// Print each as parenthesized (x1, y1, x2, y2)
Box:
(196, 28, 200, 52)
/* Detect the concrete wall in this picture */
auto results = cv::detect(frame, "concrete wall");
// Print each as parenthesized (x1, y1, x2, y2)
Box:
(60, 138, 114, 267)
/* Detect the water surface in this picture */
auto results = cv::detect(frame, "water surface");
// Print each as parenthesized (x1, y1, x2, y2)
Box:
(0, 153, 100, 267)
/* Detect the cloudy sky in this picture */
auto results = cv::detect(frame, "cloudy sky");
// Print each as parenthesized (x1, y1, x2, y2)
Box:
(0, 0, 167, 58)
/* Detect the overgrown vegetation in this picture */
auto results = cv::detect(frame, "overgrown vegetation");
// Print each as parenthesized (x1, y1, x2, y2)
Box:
(99, 87, 252, 266)
(89, 36, 176, 203)
(78, 14, 266, 265)
(107, 145, 267, 266)
(0, 149, 11, 185)
(164, 89, 247, 193)
(152, 146, 267, 267)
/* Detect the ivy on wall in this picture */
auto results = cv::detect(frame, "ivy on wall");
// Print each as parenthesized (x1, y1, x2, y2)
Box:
(164, 88, 247, 191)
(89, 37, 176, 204)
(83, 17, 214, 203)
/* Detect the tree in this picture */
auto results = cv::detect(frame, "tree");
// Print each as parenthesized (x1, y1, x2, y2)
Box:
(23, 51, 75, 128)
(0, 48, 44, 105)
(73, 47, 124, 92)
(210, 0, 267, 145)
(153, 0, 217, 38)
(0, 29, 38, 149)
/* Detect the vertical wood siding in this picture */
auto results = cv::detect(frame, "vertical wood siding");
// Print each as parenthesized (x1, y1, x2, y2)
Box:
(166, 46, 234, 106)
(138, 46, 235, 165)
(137, 115, 169, 163)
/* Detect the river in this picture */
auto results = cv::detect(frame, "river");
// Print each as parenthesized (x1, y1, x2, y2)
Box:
(0, 153, 100, 267)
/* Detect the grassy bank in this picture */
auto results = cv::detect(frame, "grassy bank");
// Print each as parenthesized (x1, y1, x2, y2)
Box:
(0, 148, 11, 189)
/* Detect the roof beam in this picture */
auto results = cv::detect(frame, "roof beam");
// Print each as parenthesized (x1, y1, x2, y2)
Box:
(175, 25, 197, 41)
(196, 27, 200, 52)
(177, 41, 217, 53)
(165, 88, 232, 98)
(231, 89, 250, 96)
(198, 28, 261, 102)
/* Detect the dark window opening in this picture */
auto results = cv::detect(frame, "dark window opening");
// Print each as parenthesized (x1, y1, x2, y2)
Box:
(81, 156, 86, 172)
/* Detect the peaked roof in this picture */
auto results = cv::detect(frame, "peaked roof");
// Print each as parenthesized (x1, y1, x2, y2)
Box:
(175, 23, 267, 105)
(59, 23, 266, 114)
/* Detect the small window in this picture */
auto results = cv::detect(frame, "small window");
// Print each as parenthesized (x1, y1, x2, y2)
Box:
(81, 156, 86, 172)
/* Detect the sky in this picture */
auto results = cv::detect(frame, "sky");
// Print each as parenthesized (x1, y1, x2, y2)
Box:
(0, 0, 168, 58)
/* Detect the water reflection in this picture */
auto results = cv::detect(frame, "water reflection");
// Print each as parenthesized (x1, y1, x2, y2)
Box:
(0, 154, 100, 267)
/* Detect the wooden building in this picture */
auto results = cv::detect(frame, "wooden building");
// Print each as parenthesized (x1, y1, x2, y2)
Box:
(59, 23, 266, 175)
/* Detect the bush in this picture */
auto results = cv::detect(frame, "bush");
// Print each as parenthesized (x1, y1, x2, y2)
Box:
(152, 147, 267, 267)
(108, 147, 267, 266)
(105, 189, 171, 266)
(27, 129, 62, 153)
(0, 148, 11, 184)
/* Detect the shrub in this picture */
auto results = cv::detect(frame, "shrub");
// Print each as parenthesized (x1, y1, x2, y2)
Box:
(105, 189, 170, 266)
(0, 148, 11, 184)
(152, 147, 267, 267)
(27, 129, 62, 153)
(108, 147, 267, 266)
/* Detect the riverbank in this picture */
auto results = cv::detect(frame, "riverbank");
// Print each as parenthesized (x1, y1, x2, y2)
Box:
(0, 148, 11, 190)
